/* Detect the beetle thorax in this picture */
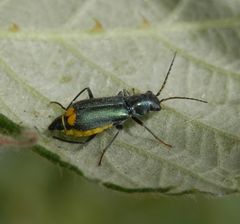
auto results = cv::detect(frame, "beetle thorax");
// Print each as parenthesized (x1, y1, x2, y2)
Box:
(126, 91, 161, 116)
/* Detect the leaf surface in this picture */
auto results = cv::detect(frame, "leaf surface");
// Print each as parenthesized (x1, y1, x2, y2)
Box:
(0, 0, 240, 195)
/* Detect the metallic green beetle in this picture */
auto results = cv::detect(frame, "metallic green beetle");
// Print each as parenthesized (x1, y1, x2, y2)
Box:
(48, 53, 207, 165)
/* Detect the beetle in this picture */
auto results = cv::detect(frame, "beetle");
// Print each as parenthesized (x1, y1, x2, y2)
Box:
(48, 53, 207, 165)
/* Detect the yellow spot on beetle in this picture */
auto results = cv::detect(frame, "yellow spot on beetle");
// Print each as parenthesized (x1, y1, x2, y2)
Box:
(64, 124, 113, 137)
(65, 107, 76, 126)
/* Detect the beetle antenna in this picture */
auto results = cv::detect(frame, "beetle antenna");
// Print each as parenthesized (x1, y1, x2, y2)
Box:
(156, 52, 177, 97)
(159, 96, 207, 104)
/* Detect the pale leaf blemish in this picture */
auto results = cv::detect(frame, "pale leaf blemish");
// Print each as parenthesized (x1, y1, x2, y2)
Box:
(89, 18, 104, 33)
(8, 23, 20, 33)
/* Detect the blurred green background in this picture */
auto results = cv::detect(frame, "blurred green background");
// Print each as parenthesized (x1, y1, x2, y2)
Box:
(0, 149, 239, 224)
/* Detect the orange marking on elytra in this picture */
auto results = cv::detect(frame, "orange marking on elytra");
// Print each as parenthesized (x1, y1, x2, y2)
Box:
(65, 107, 76, 126)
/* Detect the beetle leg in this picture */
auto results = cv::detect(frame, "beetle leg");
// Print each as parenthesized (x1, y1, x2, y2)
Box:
(98, 130, 121, 166)
(52, 134, 96, 144)
(132, 117, 172, 148)
(116, 124, 123, 130)
(118, 89, 130, 97)
(67, 87, 94, 109)
(123, 89, 131, 96)
(50, 87, 94, 110)
(117, 90, 124, 96)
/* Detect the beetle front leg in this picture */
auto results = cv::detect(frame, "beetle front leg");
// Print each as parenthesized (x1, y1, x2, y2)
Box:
(132, 117, 172, 148)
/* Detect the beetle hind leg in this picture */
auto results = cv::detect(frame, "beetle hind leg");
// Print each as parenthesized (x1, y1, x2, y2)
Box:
(98, 125, 122, 166)
(67, 87, 94, 109)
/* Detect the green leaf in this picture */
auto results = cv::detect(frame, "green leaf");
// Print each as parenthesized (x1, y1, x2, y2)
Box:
(0, 0, 240, 195)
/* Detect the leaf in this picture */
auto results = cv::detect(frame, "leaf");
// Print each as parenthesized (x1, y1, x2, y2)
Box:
(0, 0, 240, 195)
